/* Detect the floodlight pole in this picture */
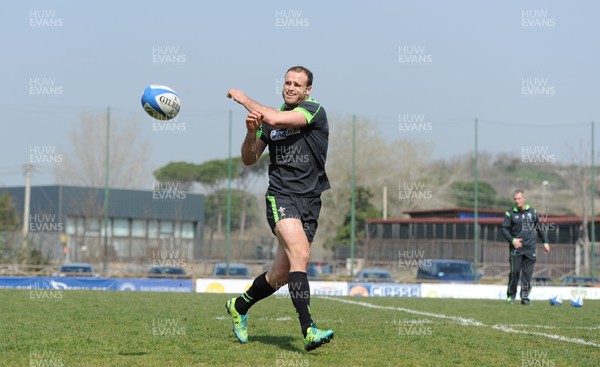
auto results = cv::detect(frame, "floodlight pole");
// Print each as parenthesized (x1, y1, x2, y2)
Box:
(350, 115, 356, 278)
(103, 107, 110, 273)
(591, 121, 596, 284)
(20, 163, 33, 257)
(474, 118, 479, 281)
(225, 110, 232, 276)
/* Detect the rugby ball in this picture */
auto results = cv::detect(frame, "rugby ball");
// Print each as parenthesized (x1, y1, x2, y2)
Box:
(570, 295, 584, 308)
(141, 84, 180, 120)
(549, 295, 562, 305)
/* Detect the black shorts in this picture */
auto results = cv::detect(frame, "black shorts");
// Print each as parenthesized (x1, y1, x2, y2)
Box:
(265, 193, 322, 243)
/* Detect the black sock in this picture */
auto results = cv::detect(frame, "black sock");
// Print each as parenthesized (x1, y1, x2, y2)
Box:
(288, 271, 313, 337)
(234, 272, 276, 315)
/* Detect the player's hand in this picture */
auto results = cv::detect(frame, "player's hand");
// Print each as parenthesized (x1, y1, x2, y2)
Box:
(513, 238, 523, 249)
(227, 88, 246, 104)
(543, 243, 550, 254)
(245, 111, 262, 133)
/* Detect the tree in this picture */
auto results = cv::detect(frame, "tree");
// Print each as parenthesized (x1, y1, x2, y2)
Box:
(154, 155, 269, 238)
(0, 192, 19, 231)
(55, 113, 151, 189)
(205, 188, 260, 232)
(236, 155, 269, 238)
(327, 186, 381, 246)
(154, 161, 200, 192)
(318, 115, 436, 249)
(0, 192, 20, 261)
(195, 159, 235, 236)
(449, 181, 499, 208)
(559, 141, 599, 275)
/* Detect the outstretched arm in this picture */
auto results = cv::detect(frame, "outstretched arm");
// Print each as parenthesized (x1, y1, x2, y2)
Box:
(241, 111, 267, 166)
(227, 88, 307, 129)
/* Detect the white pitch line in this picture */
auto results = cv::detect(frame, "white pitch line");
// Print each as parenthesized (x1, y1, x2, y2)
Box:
(507, 323, 600, 331)
(492, 324, 600, 348)
(320, 297, 483, 327)
(321, 297, 600, 348)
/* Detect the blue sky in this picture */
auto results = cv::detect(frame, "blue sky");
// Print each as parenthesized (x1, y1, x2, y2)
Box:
(1, 0, 599, 188)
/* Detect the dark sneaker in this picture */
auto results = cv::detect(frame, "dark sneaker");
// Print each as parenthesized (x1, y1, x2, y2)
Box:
(521, 299, 531, 305)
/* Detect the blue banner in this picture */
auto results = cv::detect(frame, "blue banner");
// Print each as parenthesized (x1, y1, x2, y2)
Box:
(116, 278, 193, 292)
(348, 283, 421, 297)
(0, 277, 192, 293)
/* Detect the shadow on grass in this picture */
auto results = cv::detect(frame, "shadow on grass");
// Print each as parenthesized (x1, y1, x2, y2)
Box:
(251, 335, 300, 352)
(117, 351, 148, 356)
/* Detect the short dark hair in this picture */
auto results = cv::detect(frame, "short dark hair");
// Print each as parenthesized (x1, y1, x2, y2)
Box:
(513, 189, 524, 196)
(287, 66, 313, 87)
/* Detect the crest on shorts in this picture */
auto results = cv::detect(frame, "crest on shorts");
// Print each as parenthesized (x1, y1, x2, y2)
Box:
(277, 206, 286, 219)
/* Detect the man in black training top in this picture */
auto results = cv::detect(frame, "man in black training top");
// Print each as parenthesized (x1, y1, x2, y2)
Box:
(501, 189, 551, 305)
(225, 66, 334, 351)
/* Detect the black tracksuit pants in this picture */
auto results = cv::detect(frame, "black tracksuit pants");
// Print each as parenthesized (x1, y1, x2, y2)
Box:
(507, 251, 536, 300)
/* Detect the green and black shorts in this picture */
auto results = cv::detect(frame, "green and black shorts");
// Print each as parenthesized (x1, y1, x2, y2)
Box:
(265, 193, 322, 243)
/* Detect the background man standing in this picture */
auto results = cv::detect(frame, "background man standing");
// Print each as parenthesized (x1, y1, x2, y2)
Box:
(501, 189, 551, 305)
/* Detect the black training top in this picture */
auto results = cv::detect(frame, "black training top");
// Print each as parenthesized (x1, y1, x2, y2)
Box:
(500, 204, 550, 254)
(257, 97, 330, 197)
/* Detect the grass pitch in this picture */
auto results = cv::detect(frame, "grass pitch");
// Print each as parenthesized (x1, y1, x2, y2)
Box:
(1, 289, 598, 366)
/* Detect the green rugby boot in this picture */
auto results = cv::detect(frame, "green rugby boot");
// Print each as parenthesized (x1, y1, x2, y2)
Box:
(303, 323, 334, 351)
(225, 297, 248, 343)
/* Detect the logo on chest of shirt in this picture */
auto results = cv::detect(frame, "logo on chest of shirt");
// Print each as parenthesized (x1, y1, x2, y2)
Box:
(270, 127, 301, 141)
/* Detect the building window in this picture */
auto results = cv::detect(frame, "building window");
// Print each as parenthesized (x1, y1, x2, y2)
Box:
(181, 222, 195, 239)
(113, 218, 129, 237)
(131, 219, 146, 237)
(100, 219, 112, 237)
(86, 218, 101, 237)
(77, 217, 85, 236)
(65, 217, 76, 235)
(148, 220, 158, 239)
(159, 220, 174, 238)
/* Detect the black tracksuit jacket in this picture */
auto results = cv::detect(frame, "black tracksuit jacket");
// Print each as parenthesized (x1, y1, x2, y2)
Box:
(501, 204, 550, 254)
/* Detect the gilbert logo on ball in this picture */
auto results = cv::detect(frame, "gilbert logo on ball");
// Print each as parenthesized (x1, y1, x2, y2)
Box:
(141, 84, 180, 121)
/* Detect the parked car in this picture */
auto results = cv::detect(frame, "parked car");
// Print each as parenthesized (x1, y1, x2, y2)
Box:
(56, 263, 95, 277)
(148, 266, 187, 277)
(560, 275, 599, 287)
(211, 263, 252, 277)
(354, 268, 394, 282)
(417, 260, 480, 282)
